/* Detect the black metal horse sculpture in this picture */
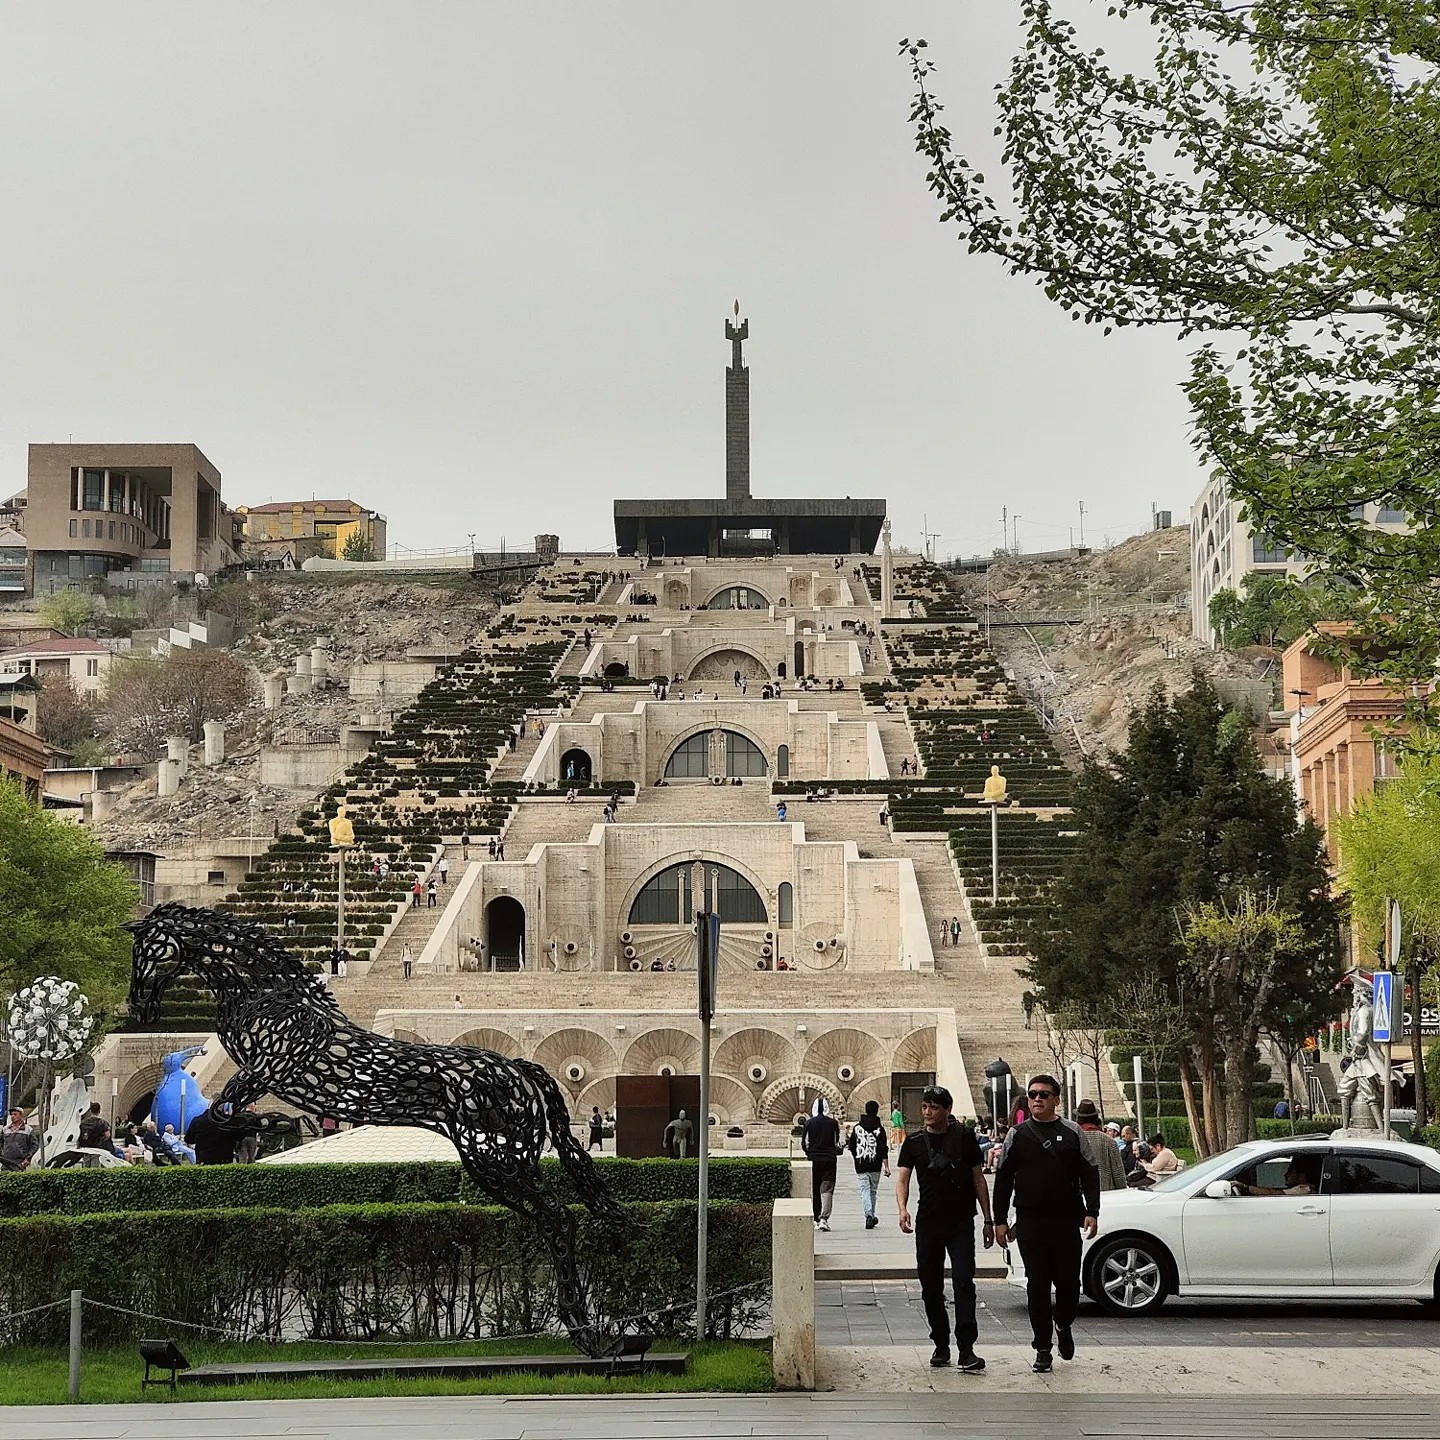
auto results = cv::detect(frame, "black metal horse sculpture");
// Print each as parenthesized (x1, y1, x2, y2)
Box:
(126, 903, 627, 1353)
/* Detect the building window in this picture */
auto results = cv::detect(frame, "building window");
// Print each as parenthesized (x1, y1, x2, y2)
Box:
(69, 519, 77, 538)
(108, 522, 115, 540)
(1252, 534, 1288, 564)
(207, 869, 227, 885)
(1377, 504, 1406, 523)
(778, 881, 793, 926)
(81, 519, 90, 538)
(664, 732, 710, 779)
(86, 658, 99, 678)
(723, 731, 768, 778)
(628, 862, 766, 925)
(82, 470, 104, 511)
(110, 484, 126, 512)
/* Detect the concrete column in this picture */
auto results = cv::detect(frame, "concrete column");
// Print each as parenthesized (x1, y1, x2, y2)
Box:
(89, 789, 114, 825)
(309, 646, 329, 684)
(287, 672, 313, 697)
(295, 654, 312, 679)
(157, 758, 181, 798)
(166, 735, 189, 780)
(771, 1199, 815, 1390)
(203, 720, 225, 766)
(880, 517, 894, 620)
(263, 673, 285, 710)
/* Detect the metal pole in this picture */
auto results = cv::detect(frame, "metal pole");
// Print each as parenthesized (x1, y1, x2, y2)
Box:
(990, 803, 999, 904)
(337, 847, 346, 952)
(696, 1003, 711, 1340)
(68, 1288, 82, 1401)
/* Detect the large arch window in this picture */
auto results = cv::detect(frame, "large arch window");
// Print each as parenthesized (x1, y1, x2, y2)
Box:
(724, 731, 767, 777)
(629, 862, 768, 925)
(665, 733, 710, 779)
(706, 585, 769, 610)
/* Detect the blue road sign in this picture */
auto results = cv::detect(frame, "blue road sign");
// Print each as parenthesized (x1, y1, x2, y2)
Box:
(1372, 970, 1394, 1044)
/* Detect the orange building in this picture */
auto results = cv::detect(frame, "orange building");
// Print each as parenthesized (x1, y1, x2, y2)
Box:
(1282, 624, 1417, 859)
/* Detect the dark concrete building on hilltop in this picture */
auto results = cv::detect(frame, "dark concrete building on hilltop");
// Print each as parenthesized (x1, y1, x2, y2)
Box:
(613, 313, 885, 557)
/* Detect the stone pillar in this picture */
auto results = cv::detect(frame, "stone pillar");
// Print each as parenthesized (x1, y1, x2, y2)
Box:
(166, 735, 189, 780)
(725, 314, 751, 502)
(203, 720, 225, 766)
(289, 653, 313, 697)
(771, 1199, 815, 1390)
(309, 646, 328, 684)
(157, 758, 181, 798)
(263, 673, 285, 710)
(880, 517, 894, 620)
(89, 789, 114, 825)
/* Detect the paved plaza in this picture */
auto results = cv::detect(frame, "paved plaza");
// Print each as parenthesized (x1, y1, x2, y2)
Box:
(4, 1392, 1440, 1439)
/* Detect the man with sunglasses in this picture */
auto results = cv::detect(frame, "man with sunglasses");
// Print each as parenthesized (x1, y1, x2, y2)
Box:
(993, 1075, 1100, 1373)
(896, 1084, 993, 1372)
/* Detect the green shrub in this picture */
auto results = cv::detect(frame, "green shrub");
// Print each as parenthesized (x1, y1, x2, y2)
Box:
(0, 1156, 791, 1218)
(1255, 1118, 1339, 1140)
(0, 1199, 770, 1345)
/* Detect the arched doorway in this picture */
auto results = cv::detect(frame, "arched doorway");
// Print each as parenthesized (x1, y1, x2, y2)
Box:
(793, 641, 805, 678)
(560, 748, 593, 785)
(705, 585, 770, 610)
(603, 661, 629, 678)
(776, 744, 789, 778)
(486, 896, 526, 971)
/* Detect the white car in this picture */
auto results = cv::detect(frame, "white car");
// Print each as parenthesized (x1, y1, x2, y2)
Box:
(1007, 1136, 1440, 1316)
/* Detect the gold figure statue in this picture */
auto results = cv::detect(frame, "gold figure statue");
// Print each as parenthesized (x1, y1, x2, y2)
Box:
(328, 803, 355, 848)
(982, 766, 1007, 804)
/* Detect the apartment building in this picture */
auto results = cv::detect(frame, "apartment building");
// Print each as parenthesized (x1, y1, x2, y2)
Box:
(237, 499, 387, 565)
(0, 637, 115, 694)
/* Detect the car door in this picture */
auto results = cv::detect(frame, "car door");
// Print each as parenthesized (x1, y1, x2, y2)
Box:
(1181, 1150, 1332, 1288)
(1324, 1150, 1440, 1290)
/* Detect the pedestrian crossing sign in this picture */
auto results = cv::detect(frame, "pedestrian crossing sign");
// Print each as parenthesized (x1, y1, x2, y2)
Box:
(1372, 970, 1394, 1044)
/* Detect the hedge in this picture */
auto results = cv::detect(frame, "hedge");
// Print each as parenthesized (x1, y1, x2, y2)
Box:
(0, 1156, 791, 1219)
(0, 1199, 770, 1346)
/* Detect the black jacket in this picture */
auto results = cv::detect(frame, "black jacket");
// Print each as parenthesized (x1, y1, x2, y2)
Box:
(802, 1112, 841, 1161)
(845, 1115, 890, 1173)
(993, 1118, 1101, 1221)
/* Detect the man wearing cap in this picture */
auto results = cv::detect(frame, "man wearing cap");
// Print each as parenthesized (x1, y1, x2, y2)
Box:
(896, 1084, 993, 1372)
(993, 1075, 1100, 1373)
(1074, 1100, 1127, 1192)
(1, 1107, 38, 1171)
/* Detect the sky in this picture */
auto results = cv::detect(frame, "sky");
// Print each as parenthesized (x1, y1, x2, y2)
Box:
(0, 4, 1208, 559)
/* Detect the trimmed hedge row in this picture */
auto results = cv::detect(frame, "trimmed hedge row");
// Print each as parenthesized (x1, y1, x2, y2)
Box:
(0, 1155, 792, 1218)
(0, 1199, 770, 1345)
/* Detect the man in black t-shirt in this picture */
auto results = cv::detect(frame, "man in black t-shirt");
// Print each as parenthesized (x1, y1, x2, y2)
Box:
(993, 1074, 1100, 1373)
(896, 1084, 995, 1372)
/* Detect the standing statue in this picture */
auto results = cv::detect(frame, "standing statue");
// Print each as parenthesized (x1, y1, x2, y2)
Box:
(125, 904, 627, 1354)
(1338, 975, 1386, 1133)
(151, 1044, 210, 1137)
(663, 1109, 694, 1159)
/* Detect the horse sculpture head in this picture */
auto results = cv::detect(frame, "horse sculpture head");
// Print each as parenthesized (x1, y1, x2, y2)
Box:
(125, 903, 199, 1025)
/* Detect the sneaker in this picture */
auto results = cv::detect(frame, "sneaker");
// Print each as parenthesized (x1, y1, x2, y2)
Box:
(813, 1220, 822, 1231)
(818, 1218, 831, 1231)
(929, 1347, 951, 1368)
(865, 1215, 878, 1229)
(956, 1352, 986, 1373)
(1032, 1351, 1053, 1374)
(1056, 1326, 1074, 1360)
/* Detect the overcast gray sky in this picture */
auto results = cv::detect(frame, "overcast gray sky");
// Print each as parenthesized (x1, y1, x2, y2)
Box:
(0, 4, 1205, 558)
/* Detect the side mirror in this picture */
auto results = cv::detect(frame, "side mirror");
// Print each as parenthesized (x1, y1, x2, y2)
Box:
(1205, 1180, 1238, 1199)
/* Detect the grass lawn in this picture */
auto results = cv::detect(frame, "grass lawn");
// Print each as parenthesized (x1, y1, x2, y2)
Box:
(0, 1338, 772, 1405)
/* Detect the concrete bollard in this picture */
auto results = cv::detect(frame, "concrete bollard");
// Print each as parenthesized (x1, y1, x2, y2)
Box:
(157, 758, 181, 798)
(771, 1199, 815, 1390)
(166, 735, 189, 780)
(790, 1159, 812, 1199)
(263, 674, 285, 710)
(287, 672, 313, 697)
(295, 653, 312, 678)
(309, 646, 328, 684)
(203, 719, 225, 766)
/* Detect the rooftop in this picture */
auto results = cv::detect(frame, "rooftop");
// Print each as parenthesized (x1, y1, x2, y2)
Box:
(0, 637, 111, 658)
(241, 499, 375, 515)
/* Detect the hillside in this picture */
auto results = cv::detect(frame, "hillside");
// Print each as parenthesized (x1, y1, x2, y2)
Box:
(947, 528, 1277, 759)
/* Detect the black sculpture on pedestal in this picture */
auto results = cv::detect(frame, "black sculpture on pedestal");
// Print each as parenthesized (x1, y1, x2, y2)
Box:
(126, 903, 627, 1354)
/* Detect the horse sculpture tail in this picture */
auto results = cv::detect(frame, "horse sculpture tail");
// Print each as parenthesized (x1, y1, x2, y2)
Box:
(536, 1067, 630, 1232)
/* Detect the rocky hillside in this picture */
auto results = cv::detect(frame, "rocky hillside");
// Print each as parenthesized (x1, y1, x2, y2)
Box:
(948, 528, 1278, 759)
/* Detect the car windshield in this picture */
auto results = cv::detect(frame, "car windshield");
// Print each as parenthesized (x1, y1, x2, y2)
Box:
(1147, 1148, 1249, 1194)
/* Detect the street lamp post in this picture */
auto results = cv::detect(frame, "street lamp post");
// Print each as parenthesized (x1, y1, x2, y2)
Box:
(982, 767, 1008, 904)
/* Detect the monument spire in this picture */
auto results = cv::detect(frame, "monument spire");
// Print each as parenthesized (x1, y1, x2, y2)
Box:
(724, 302, 750, 502)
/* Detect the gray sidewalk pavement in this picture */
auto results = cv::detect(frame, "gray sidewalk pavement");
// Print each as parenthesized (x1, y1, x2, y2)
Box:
(4, 1392, 1440, 1439)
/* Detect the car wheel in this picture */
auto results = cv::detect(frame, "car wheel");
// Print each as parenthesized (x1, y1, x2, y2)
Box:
(1090, 1236, 1170, 1317)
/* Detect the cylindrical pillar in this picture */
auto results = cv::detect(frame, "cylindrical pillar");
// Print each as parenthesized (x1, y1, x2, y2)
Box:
(166, 735, 188, 780)
(287, 672, 313, 697)
(203, 720, 225, 766)
(157, 758, 181, 798)
(263, 674, 285, 710)
(89, 789, 114, 825)
(295, 654, 312, 678)
(309, 646, 329, 684)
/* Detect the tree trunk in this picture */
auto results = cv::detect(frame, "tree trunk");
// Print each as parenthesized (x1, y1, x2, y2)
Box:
(1222, 1030, 1255, 1147)
(1196, 1033, 1223, 1153)
(1177, 1049, 1207, 1158)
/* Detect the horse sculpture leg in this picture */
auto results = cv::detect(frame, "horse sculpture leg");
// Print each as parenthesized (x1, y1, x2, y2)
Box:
(451, 1133, 601, 1356)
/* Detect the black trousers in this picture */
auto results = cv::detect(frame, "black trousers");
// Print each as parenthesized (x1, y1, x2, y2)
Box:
(1015, 1215, 1083, 1351)
(811, 1157, 837, 1220)
(914, 1219, 977, 1352)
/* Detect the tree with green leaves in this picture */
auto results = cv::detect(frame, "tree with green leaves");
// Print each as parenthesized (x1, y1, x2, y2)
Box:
(36, 590, 96, 637)
(341, 530, 376, 562)
(1334, 751, 1440, 1123)
(1208, 572, 1362, 650)
(902, 3, 1440, 674)
(1030, 672, 1342, 1152)
(0, 780, 138, 1041)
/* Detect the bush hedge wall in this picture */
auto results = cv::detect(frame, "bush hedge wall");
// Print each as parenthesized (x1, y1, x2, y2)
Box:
(0, 1156, 791, 1219)
(0, 1199, 770, 1346)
